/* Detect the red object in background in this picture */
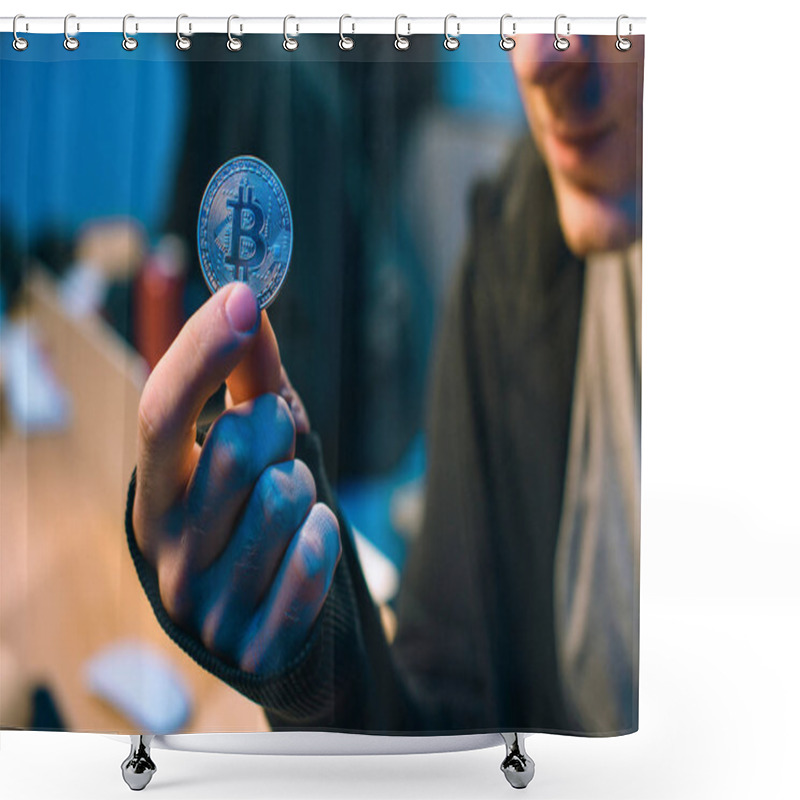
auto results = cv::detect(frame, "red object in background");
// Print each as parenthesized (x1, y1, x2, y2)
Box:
(134, 236, 187, 371)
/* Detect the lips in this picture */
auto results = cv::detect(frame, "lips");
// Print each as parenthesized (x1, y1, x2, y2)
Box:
(550, 120, 614, 149)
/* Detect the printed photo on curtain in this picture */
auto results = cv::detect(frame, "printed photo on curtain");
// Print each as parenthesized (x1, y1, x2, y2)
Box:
(0, 20, 644, 776)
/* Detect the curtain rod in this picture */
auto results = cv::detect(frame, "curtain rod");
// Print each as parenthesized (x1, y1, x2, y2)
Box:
(1, 16, 646, 37)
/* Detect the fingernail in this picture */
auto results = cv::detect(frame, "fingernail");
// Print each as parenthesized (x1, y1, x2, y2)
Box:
(225, 283, 259, 335)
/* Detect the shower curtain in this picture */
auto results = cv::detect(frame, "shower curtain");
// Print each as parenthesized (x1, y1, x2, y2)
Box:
(0, 25, 644, 740)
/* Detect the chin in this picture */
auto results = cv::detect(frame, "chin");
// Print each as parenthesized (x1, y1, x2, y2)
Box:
(553, 181, 641, 258)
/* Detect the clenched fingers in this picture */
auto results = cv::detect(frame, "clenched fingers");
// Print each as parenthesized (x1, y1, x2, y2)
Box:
(238, 503, 341, 675)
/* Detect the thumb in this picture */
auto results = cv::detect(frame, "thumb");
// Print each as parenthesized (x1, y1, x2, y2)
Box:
(225, 287, 283, 405)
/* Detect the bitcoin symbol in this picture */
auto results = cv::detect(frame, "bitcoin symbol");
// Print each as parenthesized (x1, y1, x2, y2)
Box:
(225, 183, 267, 282)
(198, 156, 293, 309)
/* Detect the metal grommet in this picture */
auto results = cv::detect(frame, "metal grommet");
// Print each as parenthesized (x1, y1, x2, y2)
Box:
(176, 14, 192, 50)
(122, 14, 138, 51)
(63, 13, 79, 51)
(394, 15, 410, 51)
(283, 15, 299, 51)
(554, 14, 570, 51)
(443, 14, 460, 51)
(227, 15, 242, 51)
(499, 14, 515, 51)
(12, 15, 29, 51)
(616, 14, 632, 51)
(339, 14, 354, 50)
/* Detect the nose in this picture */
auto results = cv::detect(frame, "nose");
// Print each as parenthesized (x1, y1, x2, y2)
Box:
(510, 34, 593, 86)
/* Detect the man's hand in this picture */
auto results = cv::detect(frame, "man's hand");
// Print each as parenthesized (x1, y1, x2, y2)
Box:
(132, 282, 341, 675)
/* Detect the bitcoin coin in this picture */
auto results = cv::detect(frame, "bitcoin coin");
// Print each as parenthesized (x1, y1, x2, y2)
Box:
(197, 156, 293, 310)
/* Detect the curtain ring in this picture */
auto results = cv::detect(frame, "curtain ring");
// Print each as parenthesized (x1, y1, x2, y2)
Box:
(443, 14, 460, 51)
(394, 15, 410, 51)
(227, 15, 242, 51)
(499, 14, 515, 51)
(64, 13, 79, 50)
(122, 15, 138, 51)
(616, 14, 632, 51)
(554, 14, 570, 51)
(176, 14, 192, 50)
(12, 15, 29, 51)
(339, 14, 355, 50)
(283, 15, 299, 51)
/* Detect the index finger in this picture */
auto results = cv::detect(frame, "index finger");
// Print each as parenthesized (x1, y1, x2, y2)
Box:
(135, 282, 265, 523)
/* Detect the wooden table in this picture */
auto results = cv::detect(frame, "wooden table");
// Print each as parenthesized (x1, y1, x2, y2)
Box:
(0, 270, 268, 734)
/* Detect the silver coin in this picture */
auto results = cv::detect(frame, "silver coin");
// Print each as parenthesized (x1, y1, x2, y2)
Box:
(197, 156, 293, 310)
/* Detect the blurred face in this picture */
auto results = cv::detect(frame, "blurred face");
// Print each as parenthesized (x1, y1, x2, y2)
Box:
(511, 35, 643, 256)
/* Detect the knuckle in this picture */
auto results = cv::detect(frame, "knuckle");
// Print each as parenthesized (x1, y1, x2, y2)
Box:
(299, 535, 325, 582)
(255, 460, 316, 532)
(207, 410, 246, 450)
(316, 503, 342, 557)
(199, 596, 238, 657)
(266, 394, 296, 459)
(137, 381, 166, 452)
(206, 412, 253, 479)
(298, 504, 340, 582)
(157, 556, 196, 627)
(292, 460, 317, 506)
(272, 392, 294, 428)
(255, 467, 292, 529)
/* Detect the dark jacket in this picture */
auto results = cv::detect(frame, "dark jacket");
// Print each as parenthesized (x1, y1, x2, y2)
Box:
(126, 135, 587, 734)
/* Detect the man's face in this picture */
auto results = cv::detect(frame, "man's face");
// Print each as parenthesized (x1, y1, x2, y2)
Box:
(511, 35, 643, 256)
